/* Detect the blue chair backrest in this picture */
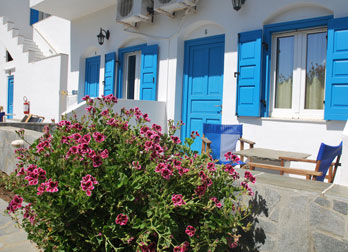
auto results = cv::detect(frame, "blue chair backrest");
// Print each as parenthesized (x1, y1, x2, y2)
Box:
(315, 141, 343, 182)
(203, 124, 243, 163)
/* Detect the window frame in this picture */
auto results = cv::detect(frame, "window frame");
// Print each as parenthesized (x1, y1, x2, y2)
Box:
(262, 15, 333, 118)
(270, 27, 327, 119)
(122, 51, 141, 100)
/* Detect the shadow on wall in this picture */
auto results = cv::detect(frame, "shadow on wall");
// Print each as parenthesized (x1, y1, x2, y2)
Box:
(235, 192, 267, 252)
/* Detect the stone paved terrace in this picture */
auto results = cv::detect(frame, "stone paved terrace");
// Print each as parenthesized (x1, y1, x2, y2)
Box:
(238, 168, 348, 252)
(0, 199, 38, 252)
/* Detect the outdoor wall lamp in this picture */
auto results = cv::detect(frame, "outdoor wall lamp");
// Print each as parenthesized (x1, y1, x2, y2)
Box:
(97, 28, 110, 45)
(232, 0, 246, 11)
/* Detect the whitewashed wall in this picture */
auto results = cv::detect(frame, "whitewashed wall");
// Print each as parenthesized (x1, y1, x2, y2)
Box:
(0, 0, 32, 38)
(64, 99, 167, 132)
(0, 0, 70, 123)
(66, 0, 347, 178)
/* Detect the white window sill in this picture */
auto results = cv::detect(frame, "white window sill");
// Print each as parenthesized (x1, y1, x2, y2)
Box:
(261, 117, 326, 124)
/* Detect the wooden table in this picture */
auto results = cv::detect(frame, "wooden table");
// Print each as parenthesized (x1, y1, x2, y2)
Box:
(235, 148, 311, 162)
(235, 148, 312, 174)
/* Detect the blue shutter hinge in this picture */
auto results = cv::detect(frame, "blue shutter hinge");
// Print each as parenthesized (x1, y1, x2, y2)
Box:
(260, 99, 266, 107)
(262, 42, 268, 51)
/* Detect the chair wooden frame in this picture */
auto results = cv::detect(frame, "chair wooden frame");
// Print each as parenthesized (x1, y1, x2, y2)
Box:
(248, 154, 342, 183)
(201, 135, 255, 162)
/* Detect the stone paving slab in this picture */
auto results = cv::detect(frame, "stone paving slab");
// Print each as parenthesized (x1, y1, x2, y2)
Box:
(0, 199, 38, 251)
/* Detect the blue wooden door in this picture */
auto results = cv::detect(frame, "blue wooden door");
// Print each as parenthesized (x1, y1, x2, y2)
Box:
(7, 76, 14, 119)
(85, 56, 100, 97)
(182, 35, 225, 151)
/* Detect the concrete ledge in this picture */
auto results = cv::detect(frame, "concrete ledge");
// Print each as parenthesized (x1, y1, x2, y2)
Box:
(0, 122, 55, 133)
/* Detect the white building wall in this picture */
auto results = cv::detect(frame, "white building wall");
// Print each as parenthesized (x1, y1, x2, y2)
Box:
(0, 0, 32, 38)
(0, 1, 70, 122)
(67, 0, 347, 176)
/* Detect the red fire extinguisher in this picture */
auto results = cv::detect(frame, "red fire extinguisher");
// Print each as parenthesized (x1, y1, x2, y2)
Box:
(23, 96, 30, 115)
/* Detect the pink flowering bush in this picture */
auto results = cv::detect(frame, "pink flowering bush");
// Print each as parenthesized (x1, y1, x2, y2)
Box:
(4, 94, 256, 251)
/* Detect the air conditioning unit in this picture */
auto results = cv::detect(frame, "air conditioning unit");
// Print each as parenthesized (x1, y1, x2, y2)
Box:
(154, 0, 198, 15)
(116, 0, 154, 26)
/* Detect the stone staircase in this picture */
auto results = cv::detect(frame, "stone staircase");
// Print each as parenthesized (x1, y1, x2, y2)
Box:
(0, 16, 45, 63)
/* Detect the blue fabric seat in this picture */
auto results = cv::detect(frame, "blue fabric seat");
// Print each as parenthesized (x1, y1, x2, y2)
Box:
(201, 123, 255, 165)
(314, 142, 343, 182)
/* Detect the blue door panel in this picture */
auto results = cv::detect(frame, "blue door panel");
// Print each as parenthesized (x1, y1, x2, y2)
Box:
(236, 30, 262, 117)
(85, 56, 100, 97)
(182, 35, 225, 152)
(325, 17, 348, 120)
(104, 52, 116, 96)
(140, 45, 158, 101)
(7, 76, 14, 119)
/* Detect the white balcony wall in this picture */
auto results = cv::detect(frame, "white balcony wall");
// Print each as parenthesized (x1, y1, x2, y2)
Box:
(32, 16, 70, 56)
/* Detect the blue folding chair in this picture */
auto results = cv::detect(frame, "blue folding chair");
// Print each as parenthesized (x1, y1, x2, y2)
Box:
(201, 123, 255, 164)
(248, 142, 343, 183)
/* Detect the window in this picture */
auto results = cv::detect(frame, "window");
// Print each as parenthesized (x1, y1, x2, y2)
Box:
(6, 50, 13, 62)
(30, 8, 50, 26)
(122, 51, 141, 100)
(270, 28, 327, 119)
(236, 15, 348, 121)
(117, 44, 158, 101)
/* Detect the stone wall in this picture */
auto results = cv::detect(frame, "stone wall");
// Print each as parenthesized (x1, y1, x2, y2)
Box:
(241, 169, 348, 252)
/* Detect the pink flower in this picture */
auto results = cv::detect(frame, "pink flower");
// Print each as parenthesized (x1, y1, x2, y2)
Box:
(195, 185, 207, 196)
(100, 109, 109, 116)
(37, 182, 46, 196)
(152, 124, 162, 133)
(85, 106, 96, 113)
(161, 168, 173, 180)
(207, 162, 216, 171)
(172, 194, 186, 207)
(171, 136, 181, 144)
(82, 95, 90, 101)
(115, 214, 128, 226)
(7, 195, 23, 213)
(45, 179, 59, 193)
(93, 132, 105, 143)
(144, 141, 153, 151)
(190, 131, 200, 139)
(92, 156, 103, 167)
(132, 161, 142, 170)
(100, 149, 109, 159)
(244, 170, 256, 184)
(143, 113, 150, 122)
(81, 134, 91, 144)
(81, 174, 98, 196)
(210, 197, 222, 208)
(58, 120, 71, 127)
(185, 225, 196, 237)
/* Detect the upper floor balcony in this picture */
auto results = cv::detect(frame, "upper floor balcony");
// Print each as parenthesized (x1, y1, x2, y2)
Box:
(30, 0, 116, 20)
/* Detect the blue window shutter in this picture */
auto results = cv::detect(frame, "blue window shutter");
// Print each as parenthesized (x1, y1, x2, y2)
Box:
(236, 30, 263, 117)
(30, 9, 39, 25)
(140, 45, 158, 101)
(104, 52, 116, 96)
(325, 17, 348, 120)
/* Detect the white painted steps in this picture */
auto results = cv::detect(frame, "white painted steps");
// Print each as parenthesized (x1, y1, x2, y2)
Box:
(0, 16, 45, 63)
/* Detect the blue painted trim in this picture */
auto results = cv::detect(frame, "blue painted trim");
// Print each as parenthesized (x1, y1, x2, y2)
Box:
(181, 34, 225, 141)
(84, 55, 101, 97)
(117, 44, 147, 98)
(7, 75, 14, 119)
(262, 15, 333, 117)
